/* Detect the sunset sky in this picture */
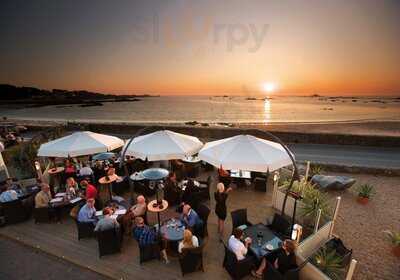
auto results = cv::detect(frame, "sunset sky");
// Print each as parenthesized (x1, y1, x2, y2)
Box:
(1, 0, 399, 96)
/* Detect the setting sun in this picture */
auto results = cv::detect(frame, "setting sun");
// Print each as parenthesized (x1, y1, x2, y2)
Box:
(262, 82, 277, 93)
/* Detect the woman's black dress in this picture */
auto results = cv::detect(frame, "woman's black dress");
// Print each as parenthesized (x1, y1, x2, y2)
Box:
(214, 192, 228, 220)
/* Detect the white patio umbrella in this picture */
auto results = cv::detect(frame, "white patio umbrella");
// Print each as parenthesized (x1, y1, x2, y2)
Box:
(123, 130, 203, 161)
(198, 134, 293, 172)
(37, 131, 124, 158)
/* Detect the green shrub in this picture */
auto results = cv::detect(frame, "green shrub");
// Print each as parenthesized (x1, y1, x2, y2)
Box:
(311, 247, 345, 280)
(383, 230, 400, 246)
(357, 184, 375, 199)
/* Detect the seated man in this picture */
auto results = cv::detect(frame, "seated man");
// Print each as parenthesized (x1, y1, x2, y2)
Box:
(121, 195, 146, 235)
(81, 180, 97, 200)
(228, 228, 252, 261)
(252, 239, 297, 278)
(133, 216, 169, 263)
(94, 207, 119, 232)
(34, 183, 52, 208)
(5, 177, 22, 192)
(79, 163, 94, 177)
(180, 204, 203, 230)
(77, 198, 97, 224)
(0, 185, 18, 203)
(130, 195, 147, 217)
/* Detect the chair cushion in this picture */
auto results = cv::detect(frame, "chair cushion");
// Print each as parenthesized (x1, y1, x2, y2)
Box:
(270, 214, 290, 236)
(311, 175, 356, 190)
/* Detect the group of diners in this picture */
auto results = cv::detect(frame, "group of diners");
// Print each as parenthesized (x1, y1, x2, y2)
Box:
(2, 153, 291, 278)
(51, 157, 124, 187)
(228, 226, 297, 278)
(131, 202, 204, 264)
(72, 186, 206, 264)
(33, 177, 96, 222)
(0, 177, 41, 223)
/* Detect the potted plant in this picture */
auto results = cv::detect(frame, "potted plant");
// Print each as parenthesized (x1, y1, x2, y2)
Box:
(311, 247, 345, 280)
(383, 230, 400, 258)
(309, 164, 324, 179)
(356, 184, 375, 204)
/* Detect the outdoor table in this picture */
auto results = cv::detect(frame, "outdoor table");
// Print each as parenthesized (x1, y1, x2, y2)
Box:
(49, 194, 84, 221)
(177, 180, 200, 191)
(230, 170, 252, 188)
(129, 172, 145, 181)
(17, 185, 40, 200)
(160, 218, 185, 242)
(50, 194, 83, 208)
(181, 156, 202, 164)
(98, 174, 119, 202)
(181, 156, 202, 178)
(147, 199, 168, 229)
(95, 203, 127, 220)
(244, 223, 282, 259)
(230, 170, 252, 179)
(48, 167, 65, 194)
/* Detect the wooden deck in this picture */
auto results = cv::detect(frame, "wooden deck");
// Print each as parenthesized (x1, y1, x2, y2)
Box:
(0, 173, 276, 280)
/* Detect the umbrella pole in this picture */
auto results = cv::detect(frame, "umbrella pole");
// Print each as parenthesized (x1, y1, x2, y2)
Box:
(119, 126, 160, 201)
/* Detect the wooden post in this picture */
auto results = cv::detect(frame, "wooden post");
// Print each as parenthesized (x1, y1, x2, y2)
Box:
(329, 196, 341, 237)
(305, 161, 310, 182)
(314, 208, 322, 233)
(272, 171, 279, 208)
(345, 259, 357, 280)
(0, 152, 10, 178)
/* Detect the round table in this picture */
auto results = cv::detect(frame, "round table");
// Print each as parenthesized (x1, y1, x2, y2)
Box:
(160, 218, 185, 241)
(99, 175, 119, 202)
(181, 156, 201, 164)
(177, 180, 201, 191)
(181, 157, 202, 177)
(147, 199, 168, 229)
(130, 172, 145, 181)
(48, 167, 65, 175)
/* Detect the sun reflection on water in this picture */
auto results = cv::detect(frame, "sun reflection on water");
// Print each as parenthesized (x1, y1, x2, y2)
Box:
(264, 99, 271, 123)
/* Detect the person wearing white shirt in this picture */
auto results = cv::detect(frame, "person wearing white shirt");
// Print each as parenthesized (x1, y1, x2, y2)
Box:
(228, 228, 252, 260)
(79, 164, 94, 177)
(178, 229, 199, 253)
(0, 185, 18, 203)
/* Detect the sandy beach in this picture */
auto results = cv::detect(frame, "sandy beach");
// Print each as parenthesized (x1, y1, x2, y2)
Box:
(5, 118, 400, 137)
(325, 172, 400, 279)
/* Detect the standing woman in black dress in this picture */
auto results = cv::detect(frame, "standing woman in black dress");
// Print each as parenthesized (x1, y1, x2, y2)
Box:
(214, 182, 232, 241)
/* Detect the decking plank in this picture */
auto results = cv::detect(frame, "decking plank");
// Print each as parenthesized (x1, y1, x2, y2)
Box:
(0, 173, 276, 280)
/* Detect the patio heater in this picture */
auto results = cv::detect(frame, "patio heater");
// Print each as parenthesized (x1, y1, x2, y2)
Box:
(141, 167, 169, 228)
(287, 190, 303, 241)
(119, 126, 167, 200)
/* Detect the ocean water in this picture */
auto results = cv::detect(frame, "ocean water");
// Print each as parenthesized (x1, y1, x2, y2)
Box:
(2, 96, 400, 124)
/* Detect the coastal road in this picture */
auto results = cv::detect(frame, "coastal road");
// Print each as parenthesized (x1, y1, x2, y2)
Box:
(21, 131, 400, 170)
(289, 143, 400, 169)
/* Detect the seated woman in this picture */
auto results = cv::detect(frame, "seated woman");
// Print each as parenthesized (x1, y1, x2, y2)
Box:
(93, 160, 105, 182)
(252, 239, 297, 278)
(64, 159, 77, 179)
(64, 177, 79, 197)
(106, 164, 120, 181)
(168, 171, 177, 184)
(181, 178, 199, 205)
(178, 229, 199, 253)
